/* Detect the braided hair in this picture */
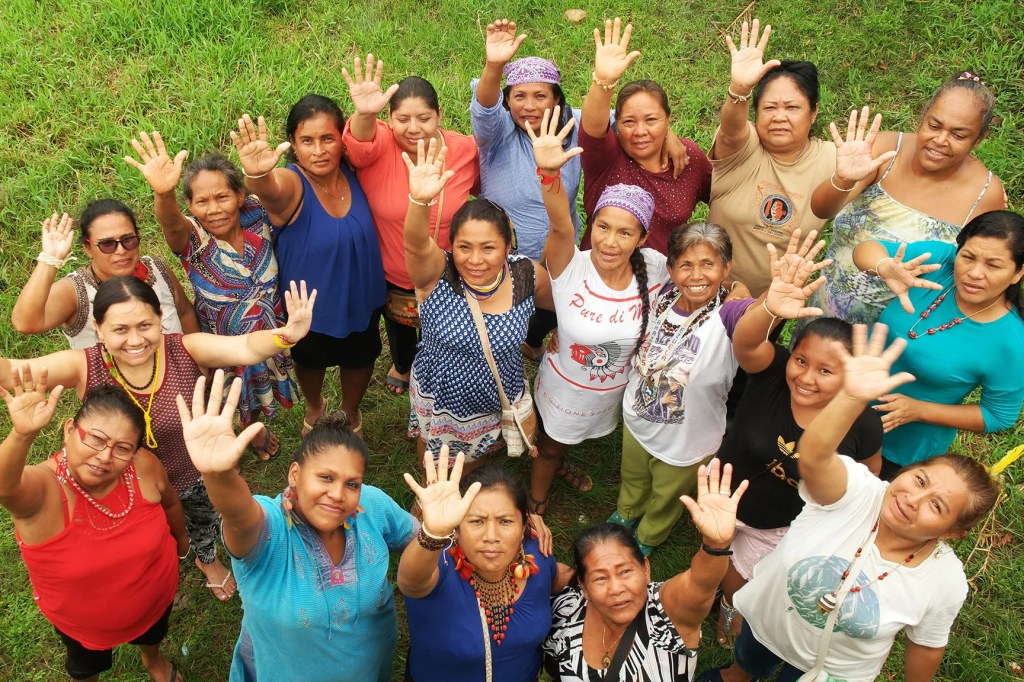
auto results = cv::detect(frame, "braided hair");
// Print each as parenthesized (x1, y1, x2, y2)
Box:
(629, 248, 651, 350)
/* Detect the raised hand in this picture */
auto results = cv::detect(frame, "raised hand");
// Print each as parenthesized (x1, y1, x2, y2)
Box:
(592, 17, 640, 84)
(680, 459, 747, 547)
(485, 19, 526, 65)
(830, 107, 897, 185)
(0, 366, 64, 436)
(403, 445, 483, 536)
(230, 114, 290, 178)
(177, 371, 265, 475)
(725, 19, 781, 92)
(342, 54, 399, 117)
(403, 138, 455, 204)
(874, 243, 943, 313)
(835, 324, 915, 404)
(279, 280, 317, 343)
(40, 212, 75, 262)
(763, 229, 833, 319)
(526, 106, 582, 172)
(124, 130, 188, 195)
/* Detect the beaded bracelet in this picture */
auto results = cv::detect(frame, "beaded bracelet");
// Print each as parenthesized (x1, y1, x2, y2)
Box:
(591, 71, 620, 92)
(417, 524, 455, 552)
(701, 543, 733, 556)
(408, 193, 438, 207)
(36, 252, 71, 269)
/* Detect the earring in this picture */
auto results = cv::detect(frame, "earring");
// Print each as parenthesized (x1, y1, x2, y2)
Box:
(510, 543, 539, 579)
(282, 486, 296, 529)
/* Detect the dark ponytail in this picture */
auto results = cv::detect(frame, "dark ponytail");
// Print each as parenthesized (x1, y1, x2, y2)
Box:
(629, 249, 650, 350)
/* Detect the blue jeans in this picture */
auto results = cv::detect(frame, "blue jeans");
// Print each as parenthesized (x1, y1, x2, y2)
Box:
(735, 620, 807, 682)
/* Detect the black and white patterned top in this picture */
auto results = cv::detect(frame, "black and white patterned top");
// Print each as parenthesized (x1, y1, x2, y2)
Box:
(543, 582, 698, 681)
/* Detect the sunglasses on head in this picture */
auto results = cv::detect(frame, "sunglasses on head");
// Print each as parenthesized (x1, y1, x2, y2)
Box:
(85, 234, 141, 254)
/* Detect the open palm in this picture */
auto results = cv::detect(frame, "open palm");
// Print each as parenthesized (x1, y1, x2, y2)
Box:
(280, 280, 317, 342)
(838, 324, 915, 401)
(178, 372, 263, 475)
(40, 212, 75, 261)
(342, 54, 398, 116)
(230, 114, 290, 177)
(124, 130, 187, 195)
(876, 243, 943, 312)
(593, 17, 640, 83)
(485, 20, 526, 65)
(763, 229, 832, 320)
(403, 138, 454, 204)
(403, 446, 482, 536)
(680, 459, 747, 546)
(831, 107, 896, 184)
(526, 107, 582, 172)
(0, 366, 63, 436)
(726, 19, 781, 91)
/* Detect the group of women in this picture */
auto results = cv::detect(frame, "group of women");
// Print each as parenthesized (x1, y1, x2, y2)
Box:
(2, 14, 1021, 682)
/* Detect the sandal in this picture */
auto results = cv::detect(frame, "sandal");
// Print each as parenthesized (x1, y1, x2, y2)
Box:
(301, 400, 329, 437)
(527, 495, 550, 516)
(607, 509, 640, 530)
(250, 427, 280, 461)
(555, 459, 593, 493)
(204, 570, 236, 602)
(385, 366, 410, 395)
(150, 661, 184, 682)
(717, 595, 741, 648)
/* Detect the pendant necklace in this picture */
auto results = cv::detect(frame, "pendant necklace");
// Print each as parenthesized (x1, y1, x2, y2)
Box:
(907, 284, 1000, 339)
(600, 622, 627, 669)
(302, 166, 346, 200)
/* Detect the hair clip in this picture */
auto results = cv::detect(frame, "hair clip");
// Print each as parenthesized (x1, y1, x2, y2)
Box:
(957, 71, 982, 83)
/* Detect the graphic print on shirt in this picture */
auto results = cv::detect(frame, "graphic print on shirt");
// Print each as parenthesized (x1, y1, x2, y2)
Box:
(752, 180, 806, 241)
(765, 436, 800, 488)
(568, 340, 631, 382)
(631, 332, 702, 424)
(787, 555, 881, 639)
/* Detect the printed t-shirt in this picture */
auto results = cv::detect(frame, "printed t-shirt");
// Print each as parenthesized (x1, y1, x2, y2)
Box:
(535, 247, 666, 444)
(717, 346, 882, 529)
(707, 122, 835, 295)
(735, 456, 968, 682)
(343, 119, 479, 289)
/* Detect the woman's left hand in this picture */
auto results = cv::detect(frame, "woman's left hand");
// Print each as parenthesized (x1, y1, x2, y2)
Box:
(763, 229, 832, 320)
(592, 17, 640, 84)
(177, 371, 265, 475)
(680, 458, 747, 547)
(528, 512, 554, 557)
(124, 130, 188, 195)
(403, 138, 455, 204)
(526, 106, 582, 172)
(661, 129, 690, 178)
(0, 366, 64, 436)
(279, 280, 317, 343)
(874, 393, 923, 433)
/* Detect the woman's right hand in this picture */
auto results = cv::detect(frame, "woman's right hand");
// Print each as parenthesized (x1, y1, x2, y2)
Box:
(725, 19, 781, 93)
(485, 19, 526, 66)
(403, 138, 455, 204)
(763, 229, 832, 319)
(592, 17, 640, 84)
(177, 371, 265, 475)
(124, 130, 188, 195)
(230, 114, 291, 178)
(837, 324, 915, 402)
(526, 106, 583, 172)
(0, 366, 63, 437)
(874, 243, 943, 313)
(830, 107, 897, 186)
(403, 445, 482, 537)
(342, 54, 399, 117)
(40, 212, 75, 262)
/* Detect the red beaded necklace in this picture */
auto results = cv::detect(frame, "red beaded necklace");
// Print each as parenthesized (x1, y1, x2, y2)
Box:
(907, 285, 1000, 340)
(447, 544, 539, 645)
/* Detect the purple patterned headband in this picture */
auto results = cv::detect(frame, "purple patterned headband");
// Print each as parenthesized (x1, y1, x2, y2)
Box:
(594, 184, 655, 231)
(503, 57, 561, 87)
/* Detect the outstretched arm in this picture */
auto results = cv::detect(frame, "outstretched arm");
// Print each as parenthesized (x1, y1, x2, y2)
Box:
(11, 213, 79, 334)
(528, 107, 583, 278)
(852, 240, 943, 314)
(476, 19, 527, 109)
(124, 130, 193, 254)
(810, 107, 896, 219)
(342, 54, 399, 142)
(231, 114, 302, 223)
(581, 18, 639, 138)
(713, 19, 780, 160)
(904, 640, 946, 682)
(403, 139, 453, 294)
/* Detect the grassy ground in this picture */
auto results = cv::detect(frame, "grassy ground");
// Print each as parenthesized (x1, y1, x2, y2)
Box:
(1, 0, 1023, 679)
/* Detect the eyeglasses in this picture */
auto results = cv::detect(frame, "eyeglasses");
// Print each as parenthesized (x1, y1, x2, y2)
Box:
(74, 424, 137, 461)
(84, 234, 141, 254)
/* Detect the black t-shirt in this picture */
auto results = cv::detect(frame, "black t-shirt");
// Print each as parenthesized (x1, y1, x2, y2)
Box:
(718, 346, 883, 529)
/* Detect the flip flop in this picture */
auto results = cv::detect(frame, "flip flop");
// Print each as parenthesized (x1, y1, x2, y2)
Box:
(301, 401, 329, 437)
(250, 427, 280, 461)
(527, 494, 549, 516)
(205, 570, 235, 602)
(151, 661, 184, 682)
(385, 373, 409, 395)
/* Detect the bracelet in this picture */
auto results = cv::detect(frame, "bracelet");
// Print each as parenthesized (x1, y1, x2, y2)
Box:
(867, 257, 893, 277)
(243, 169, 271, 180)
(178, 543, 192, 561)
(591, 71, 620, 92)
(417, 524, 455, 552)
(761, 298, 780, 344)
(408, 193, 438, 207)
(536, 167, 562, 193)
(701, 543, 733, 557)
(829, 173, 856, 192)
(36, 252, 72, 269)
(727, 86, 751, 104)
(273, 333, 297, 349)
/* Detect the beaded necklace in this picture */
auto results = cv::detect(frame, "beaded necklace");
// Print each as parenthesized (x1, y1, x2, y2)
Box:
(907, 285, 1000, 339)
(462, 265, 507, 300)
(103, 346, 161, 449)
(55, 449, 136, 520)
(470, 570, 519, 645)
(634, 285, 726, 375)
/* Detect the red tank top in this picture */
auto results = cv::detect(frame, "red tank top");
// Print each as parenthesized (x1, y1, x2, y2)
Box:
(85, 334, 204, 493)
(17, 453, 178, 649)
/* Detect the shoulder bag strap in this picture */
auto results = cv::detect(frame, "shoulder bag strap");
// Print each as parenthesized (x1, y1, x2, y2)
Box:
(477, 602, 493, 682)
(587, 605, 645, 682)
(465, 293, 513, 411)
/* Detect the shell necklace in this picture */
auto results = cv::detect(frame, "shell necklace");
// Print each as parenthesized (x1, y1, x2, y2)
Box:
(55, 450, 136, 520)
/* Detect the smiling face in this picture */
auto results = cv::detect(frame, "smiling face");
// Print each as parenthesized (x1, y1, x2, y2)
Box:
(83, 213, 142, 279)
(389, 96, 442, 156)
(954, 235, 1024, 312)
(290, 113, 344, 179)
(669, 243, 731, 310)
(881, 462, 970, 542)
(287, 446, 365, 535)
(457, 488, 525, 580)
(616, 92, 669, 166)
(63, 411, 139, 490)
(755, 76, 817, 156)
(184, 170, 246, 238)
(95, 299, 163, 368)
(507, 83, 556, 134)
(786, 333, 844, 410)
(916, 90, 985, 172)
(579, 539, 651, 628)
(589, 207, 646, 274)
(452, 218, 511, 288)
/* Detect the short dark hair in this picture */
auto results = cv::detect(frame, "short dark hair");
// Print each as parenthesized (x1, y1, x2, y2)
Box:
(93, 276, 162, 326)
(181, 153, 245, 202)
(391, 76, 440, 113)
(73, 385, 147, 449)
(294, 411, 368, 465)
(615, 80, 670, 121)
(955, 210, 1024, 316)
(79, 199, 138, 243)
(754, 61, 820, 138)
(921, 71, 997, 140)
(449, 198, 514, 248)
(572, 523, 645, 582)
(790, 317, 853, 353)
(285, 94, 347, 163)
(459, 464, 530, 539)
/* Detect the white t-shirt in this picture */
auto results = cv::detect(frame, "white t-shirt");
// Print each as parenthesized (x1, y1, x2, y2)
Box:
(734, 456, 968, 682)
(535, 247, 666, 444)
(622, 290, 749, 466)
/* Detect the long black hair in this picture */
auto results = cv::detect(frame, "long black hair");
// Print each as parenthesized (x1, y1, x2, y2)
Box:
(956, 210, 1024, 316)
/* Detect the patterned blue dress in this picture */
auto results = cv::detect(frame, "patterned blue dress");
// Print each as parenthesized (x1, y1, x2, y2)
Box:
(409, 253, 536, 461)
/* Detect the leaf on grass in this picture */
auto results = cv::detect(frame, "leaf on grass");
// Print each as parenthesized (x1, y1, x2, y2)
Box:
(992, 533, 1013, 548)
(564, 9, 586, 24)
(1007, 661, 1022, 677)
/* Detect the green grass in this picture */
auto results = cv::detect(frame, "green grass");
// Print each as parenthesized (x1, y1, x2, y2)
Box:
(1, 0, 1023, 679)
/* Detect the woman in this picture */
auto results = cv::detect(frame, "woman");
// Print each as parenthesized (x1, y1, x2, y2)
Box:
(342, 56, 479, 395)
(403, 138, 552, 468)
(11, 200, 198, 349)
(399, 449, 564, 681)
(1, 368, 186, 682)
(126, 130, 296, 460)
(579, 18, 712, 255)
(808, 73, 1006, 325)
(0, 275, 315, 601)
(852, 210, 1024, 471)
(232, 95, 385, 435)
(177, 371, 416, 681)
(614, 222, 754, 555)
(544, 459, 746, 681)
(701, 325, 1001, 682)
(706, 19, 837, 297)
(526, 108, 665, 513)
(714, 231, 882, 646)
